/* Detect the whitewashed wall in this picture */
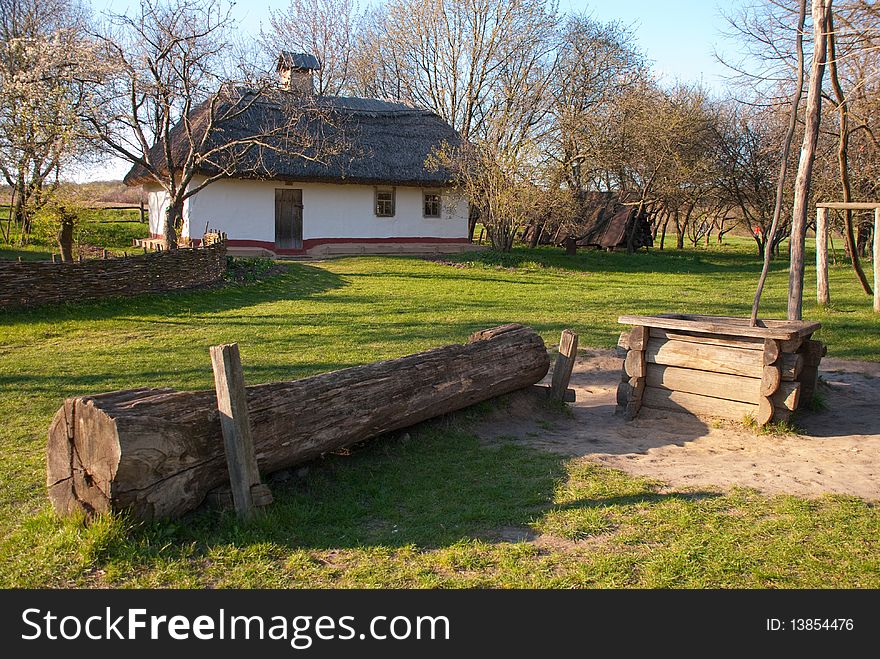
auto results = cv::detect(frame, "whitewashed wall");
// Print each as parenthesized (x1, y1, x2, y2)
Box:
(177, 177, 468, 244)
(145, 185, 190, 238)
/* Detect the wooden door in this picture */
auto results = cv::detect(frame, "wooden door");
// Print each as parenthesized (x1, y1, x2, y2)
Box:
(275, 188, 303, 249)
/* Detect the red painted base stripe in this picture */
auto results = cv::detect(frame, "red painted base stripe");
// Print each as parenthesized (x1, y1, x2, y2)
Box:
(150, 234, 470, 254)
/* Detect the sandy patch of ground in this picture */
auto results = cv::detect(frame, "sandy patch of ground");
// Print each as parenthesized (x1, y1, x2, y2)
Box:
(474, 349, 880, 501)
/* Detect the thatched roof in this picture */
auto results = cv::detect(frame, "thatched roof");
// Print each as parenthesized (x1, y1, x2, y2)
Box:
(123, 92, 462, 188)
(580, 205, 653, 250)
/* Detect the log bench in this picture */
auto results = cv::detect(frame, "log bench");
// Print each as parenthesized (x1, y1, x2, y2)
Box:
(616, 314, 825, 425)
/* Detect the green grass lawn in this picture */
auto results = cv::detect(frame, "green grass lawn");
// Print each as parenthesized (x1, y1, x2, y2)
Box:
(0, 238, 877, 587)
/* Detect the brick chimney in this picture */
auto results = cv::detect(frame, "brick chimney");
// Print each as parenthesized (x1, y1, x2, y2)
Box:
(277, 51, 321, 94)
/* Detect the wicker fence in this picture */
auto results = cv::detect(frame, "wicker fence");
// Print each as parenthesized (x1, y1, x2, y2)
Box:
(0, 242, 227, 310)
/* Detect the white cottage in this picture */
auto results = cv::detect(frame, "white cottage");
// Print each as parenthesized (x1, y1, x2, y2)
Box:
(124, 52, 473, 257)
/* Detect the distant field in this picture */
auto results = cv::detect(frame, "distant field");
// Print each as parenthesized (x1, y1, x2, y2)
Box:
(0, 237, 877, 588)
(0, 206, 148, 260)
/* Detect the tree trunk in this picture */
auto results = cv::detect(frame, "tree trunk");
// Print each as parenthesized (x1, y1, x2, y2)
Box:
(47, 325, 550, 521)
(827, 11, 873, 296)
(857, 219, 870, 257)
(659, 215, 669, 250)
(751, 0, 808, 326)
(12, 183, 28, 245)
(164, 200, 181, 249)
(788, 0, 832, 321)
(467, 206, 479, 242)
(57, 211, 75, 263)
(528, 221, 544, 249)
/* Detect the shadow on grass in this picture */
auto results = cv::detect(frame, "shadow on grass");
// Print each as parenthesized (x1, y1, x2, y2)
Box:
(0, 247, 54, 262)
(0, 262, 347, 326)
(87, 411, 722, 580)
(438, 245, 783, 276)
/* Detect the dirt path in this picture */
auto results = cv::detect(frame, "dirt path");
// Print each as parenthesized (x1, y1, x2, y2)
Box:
(474, 349, 880, 501)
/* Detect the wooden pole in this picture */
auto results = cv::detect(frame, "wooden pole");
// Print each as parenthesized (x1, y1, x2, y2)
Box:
(209, 343, 270, 521)
(875, 208, 879, 313)
(550, 329, 578, 401)
(816, 207, 830, 305)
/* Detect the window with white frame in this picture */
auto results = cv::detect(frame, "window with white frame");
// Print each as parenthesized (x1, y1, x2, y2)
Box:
(375, 187, 395, 217)
(423, 190, 441, 218)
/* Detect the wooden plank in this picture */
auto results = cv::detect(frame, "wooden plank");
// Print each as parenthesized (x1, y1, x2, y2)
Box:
(780, 337, 803, 353)
(210, 343, 269, 521)
(645, 338, 802, 380)
(641, 386, 757, 421)
(646, 338, 761, 377)
(645, 364, 799, 409)
(780, 353, 803, 380)
(649, 328, 764, 350)
(815, 201, 880, 210)
(798, 365, 819, 410)
(619, 314, 820, 340)
(550, 329, 578, 401)
(799, 339, 827, 367)
(624, 349, 646, 378)
(816, 207, 830, 306)
(646, 364, 758, 403)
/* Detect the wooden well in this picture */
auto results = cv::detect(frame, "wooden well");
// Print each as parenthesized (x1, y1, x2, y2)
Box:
(616, 314, 825, 425)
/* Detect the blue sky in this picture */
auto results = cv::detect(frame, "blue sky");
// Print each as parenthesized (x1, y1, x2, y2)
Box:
(85, 0, 742, 180)
(560, 0, 738, 88)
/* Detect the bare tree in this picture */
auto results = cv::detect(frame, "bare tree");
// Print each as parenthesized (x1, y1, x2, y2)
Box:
(84, 0, 342, 248)
(823, 4, 873, 294)
(714, 103, 795, 256)
(259, 0, 359, 96)
(360, 0, 558, 141)
(547, 15, 647, 200)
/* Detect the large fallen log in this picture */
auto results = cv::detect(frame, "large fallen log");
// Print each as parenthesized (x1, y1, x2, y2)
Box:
(47, 324, 549, 521)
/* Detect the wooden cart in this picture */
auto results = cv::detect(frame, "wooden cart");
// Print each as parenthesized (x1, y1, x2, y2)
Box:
(616, 314, 825, 425)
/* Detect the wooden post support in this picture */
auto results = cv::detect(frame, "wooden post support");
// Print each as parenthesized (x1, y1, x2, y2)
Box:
(550, 329, 578, 401)
(816, 206, 829, 306)
(628, 325, 648, 351)
(617, 327, 647, 420)
(874, 207, 879, 313)
(209, 343, 271, 521)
